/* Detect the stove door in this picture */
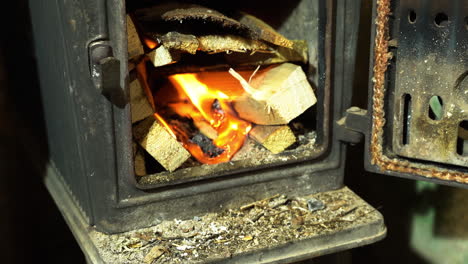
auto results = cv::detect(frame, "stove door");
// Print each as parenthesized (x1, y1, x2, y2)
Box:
(364, 0, 468, 187)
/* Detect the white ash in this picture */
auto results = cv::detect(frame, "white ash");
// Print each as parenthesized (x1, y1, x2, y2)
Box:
(88, 187, 380, 264)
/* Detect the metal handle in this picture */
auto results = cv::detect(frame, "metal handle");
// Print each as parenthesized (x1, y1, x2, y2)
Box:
(88, 40, 125, 107)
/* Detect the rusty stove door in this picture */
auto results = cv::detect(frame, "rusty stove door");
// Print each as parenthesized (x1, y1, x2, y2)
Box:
(364, 0, 468, 187)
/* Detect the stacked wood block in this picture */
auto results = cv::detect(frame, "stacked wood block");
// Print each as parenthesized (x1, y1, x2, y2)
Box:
(133, 117, 191, 172)
(228, 63, 316, 153)
(126, 3, 318, 173)
(249, 125, 297, 154)
(127, 15, 190, 174)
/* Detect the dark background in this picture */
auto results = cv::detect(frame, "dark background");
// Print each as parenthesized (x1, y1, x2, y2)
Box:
(0, 1, 463, 263)
(0, 1, 85, 263)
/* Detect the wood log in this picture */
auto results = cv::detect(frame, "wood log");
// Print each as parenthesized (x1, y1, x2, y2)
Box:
(127, 15, 144, 60)
(136, 57, 157, 110)
(133, 142, 147, 176)
(225, 40, 308, 66)
(230, 63, 316, 125)
(133, 116, 191, 172)
(197, 35, 271, 54)
(160, 32, 199, 54)
(128, 60, 136, 72)
(237, 13, 293, 48)
(160, 5, 255, 37)
(147, 45, 181, 67)
(130, 76, 153, 123)
(134, 4, 298, 50)
(193, 119, 218, 140)
(156, 32, 271, 55)
(249, 125, 296, 154)
(134, 3, 257, 40)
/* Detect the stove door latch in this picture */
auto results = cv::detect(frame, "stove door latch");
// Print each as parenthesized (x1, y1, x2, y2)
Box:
(335, 107, 368, 145)
(88, 40, 125, 107)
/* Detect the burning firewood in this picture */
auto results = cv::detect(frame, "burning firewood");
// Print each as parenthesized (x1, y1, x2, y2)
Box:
(133, 143, 147, 176)
(127, 15, 144, 60)
(193, 119, 218, 140)
(160, 74, 252, 164)
(157, 104, 227, 162)
(249, 125, 296, 154)
(133, 116, 191, 172)
(190, 133, 225, 158)
(230, 63, 316, 125)
(130, 76, 153, 123)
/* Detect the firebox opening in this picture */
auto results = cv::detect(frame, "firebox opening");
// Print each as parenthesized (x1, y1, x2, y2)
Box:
(126, 0, 324, 186)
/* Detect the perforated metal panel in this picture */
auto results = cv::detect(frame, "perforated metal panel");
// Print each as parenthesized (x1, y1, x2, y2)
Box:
(366, 0, 468, 187)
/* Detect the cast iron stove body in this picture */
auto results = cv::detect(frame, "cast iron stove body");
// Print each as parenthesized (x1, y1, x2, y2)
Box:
(29, 0, 360, 233)
(26, 0, 468, 262)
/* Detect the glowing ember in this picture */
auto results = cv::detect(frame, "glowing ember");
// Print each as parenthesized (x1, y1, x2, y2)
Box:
(162, 73, 252, 164)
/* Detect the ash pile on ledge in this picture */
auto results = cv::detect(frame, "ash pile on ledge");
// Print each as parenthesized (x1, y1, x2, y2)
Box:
(89, 188, 381, 263)
(126, 2, 317, 175)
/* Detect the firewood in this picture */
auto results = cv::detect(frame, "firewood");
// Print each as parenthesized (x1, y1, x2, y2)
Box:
(136, 57, 156, 110)
(249, 125, 296, 154)
(130, 76, 153, 123)
(230, 63, 316, 125)
(148, 45, 181, 67)
(237, 13, 293, 48)
(160, 32, 199, 54)
(197, 35, 271, 54)
(133, 116, 191, 172)
(133, 142, 147, 176)
(161, 5, 254, 37)
(157, 108, 225, 159)
(193, 119, 218, 140)
(156, 32, 271, 55)
(128, 60, 136, 72)
(134, 3, 257, 39)
(127, 15, 144, 60)
(225, 40, 308, 66)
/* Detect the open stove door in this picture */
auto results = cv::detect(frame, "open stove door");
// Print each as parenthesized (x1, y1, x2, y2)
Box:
(359, 0, 468, 187)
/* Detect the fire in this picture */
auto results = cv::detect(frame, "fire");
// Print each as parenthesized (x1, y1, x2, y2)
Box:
(162, 73, 252, 164)
(143, 36, 158, 50)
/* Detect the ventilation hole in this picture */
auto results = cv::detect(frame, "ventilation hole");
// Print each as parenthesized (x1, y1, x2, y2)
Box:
(428, 96, 443, 120)
(456, 121, 468, 156)
(434, 13, 449, 27)
(408, 9, 417, 23)
(454, 70, 468, 91)
(402, 94, 412, 145)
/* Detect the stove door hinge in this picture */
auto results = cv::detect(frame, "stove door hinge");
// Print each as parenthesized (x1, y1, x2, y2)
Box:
(335, 107, 369, 145)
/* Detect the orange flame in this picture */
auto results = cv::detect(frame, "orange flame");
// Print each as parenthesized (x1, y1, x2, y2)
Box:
(143, 36, 158, 50)
(165, 73, 251, 164)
